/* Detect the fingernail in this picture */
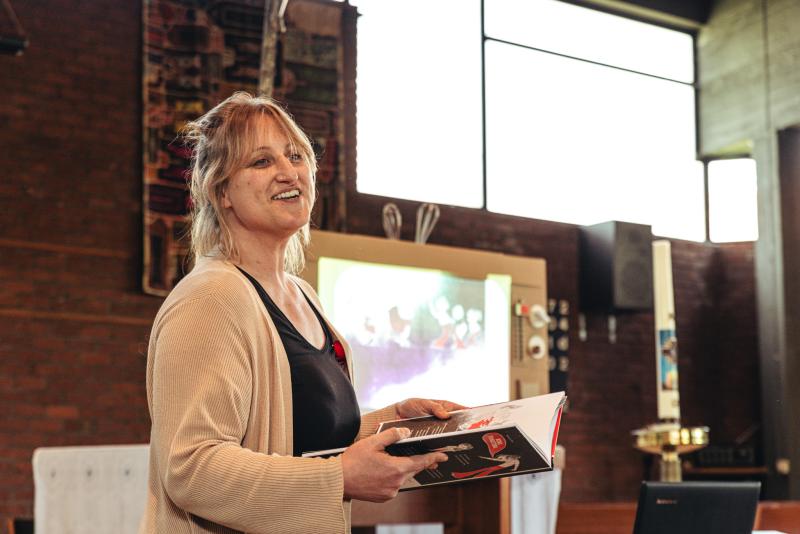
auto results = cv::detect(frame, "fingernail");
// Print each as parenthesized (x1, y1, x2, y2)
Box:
(399, 427, 411, 438)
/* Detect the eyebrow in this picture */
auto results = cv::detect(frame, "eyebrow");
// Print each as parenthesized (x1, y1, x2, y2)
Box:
(251, 144, 294, 154)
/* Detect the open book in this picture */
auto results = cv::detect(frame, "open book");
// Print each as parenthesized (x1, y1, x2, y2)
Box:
(303, 391, 566, 490)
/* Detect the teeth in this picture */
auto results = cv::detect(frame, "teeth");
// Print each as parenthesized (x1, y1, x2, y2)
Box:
(273, 189, 300, 200)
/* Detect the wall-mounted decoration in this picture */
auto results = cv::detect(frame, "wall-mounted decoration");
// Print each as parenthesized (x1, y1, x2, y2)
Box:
(382, 203, 402, 240)
(548, 298, 569, 395)
(142, 0, 350, 296)
(414, 203, 440, 244)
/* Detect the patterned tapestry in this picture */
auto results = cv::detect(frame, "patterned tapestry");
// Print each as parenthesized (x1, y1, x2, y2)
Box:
(142, 0, 350, 296)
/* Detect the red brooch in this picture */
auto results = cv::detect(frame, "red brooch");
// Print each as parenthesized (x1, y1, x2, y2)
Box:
(332, 340, 346, 360)
(332, 340, 349, 375)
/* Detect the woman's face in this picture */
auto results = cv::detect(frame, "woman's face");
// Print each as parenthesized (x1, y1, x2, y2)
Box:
(222, 115, 313, 242)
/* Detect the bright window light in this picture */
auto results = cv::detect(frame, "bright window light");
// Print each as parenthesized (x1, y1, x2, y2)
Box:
(485, 41, 705, 241)
(354, 0, 484, 207)
(708, 159, 759, 242)
(485, 0, 694, 83)
(353, 1, 702, 241)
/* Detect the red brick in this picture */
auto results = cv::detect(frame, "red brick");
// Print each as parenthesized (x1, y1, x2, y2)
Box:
(45, 406, 80, 420)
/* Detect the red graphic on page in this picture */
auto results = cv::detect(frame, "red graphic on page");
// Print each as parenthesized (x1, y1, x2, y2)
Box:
(482, 432, 507, 457)
(465, 417, 495, 430)
(452, 453, 522, 479)
(451, 433, 520, 480)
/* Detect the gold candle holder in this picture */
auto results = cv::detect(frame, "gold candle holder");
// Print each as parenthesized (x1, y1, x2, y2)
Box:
(633, 423, 709, 482)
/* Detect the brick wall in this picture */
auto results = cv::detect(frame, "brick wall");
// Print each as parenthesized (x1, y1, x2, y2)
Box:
(0, 0, 760, 525)
(0, 0, 161, 523)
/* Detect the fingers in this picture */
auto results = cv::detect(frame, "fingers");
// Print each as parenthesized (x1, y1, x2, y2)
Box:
(431, 402, 451, 419)
(413, 399, 451, 419)
(397, 398, 466, 419)
(429, 452, 449, 464)
(436, 399, 468, 412)
(411, 452, 448, 473)
(371, 427, 411, 449)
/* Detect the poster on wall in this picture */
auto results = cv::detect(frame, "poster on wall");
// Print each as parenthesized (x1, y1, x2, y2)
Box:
(142, 0, 350, 295)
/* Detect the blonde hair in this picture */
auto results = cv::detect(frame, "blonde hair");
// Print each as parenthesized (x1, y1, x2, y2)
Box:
(183, 92, 317, 274)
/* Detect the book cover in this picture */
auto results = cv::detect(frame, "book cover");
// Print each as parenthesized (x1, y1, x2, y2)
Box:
(304, 391, 566, 490)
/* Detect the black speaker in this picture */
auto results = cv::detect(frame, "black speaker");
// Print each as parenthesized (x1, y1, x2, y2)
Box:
(579, 221, 653, 311)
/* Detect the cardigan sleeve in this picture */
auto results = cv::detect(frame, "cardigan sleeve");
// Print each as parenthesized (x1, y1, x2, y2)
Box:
(148, 290, 347, 533)
(357, 404, 400, 441)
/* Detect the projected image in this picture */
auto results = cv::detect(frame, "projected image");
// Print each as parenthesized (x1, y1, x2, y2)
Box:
(318, 258, 510, 411)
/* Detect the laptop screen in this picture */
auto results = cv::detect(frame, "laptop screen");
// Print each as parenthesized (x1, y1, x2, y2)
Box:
(632, 481, 761, 534)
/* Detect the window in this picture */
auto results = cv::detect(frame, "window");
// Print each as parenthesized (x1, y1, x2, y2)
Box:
(352, 0, 749, 242)
(483, 40, 703, 240)
(484, 0, 694, 82)
(484, 0, 702, 240)
(707, 158, 759, 243)
(352, 0, 484, 207)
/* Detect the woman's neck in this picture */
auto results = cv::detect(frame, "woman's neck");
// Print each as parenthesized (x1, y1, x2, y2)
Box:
(232, 231, 291, 295)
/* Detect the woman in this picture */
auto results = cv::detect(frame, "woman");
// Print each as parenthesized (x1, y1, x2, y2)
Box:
(140, 92, 462, 534)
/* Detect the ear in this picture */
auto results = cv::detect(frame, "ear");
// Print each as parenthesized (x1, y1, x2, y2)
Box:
(221, 182, 232, 209)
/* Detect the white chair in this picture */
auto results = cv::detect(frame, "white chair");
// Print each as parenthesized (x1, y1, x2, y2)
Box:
(32, 444, 149, 534)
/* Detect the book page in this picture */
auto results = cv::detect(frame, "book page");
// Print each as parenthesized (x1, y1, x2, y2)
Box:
(379, 391, 566, 455)
(387, 425, 552, 489)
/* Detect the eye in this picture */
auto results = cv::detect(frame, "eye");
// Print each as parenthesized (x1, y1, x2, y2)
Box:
(251, 157, 271, 168)
(288, 153, 303, 163)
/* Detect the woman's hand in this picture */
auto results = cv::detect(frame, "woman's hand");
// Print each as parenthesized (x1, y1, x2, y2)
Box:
(341, 428, 448, 502)
(395, 398, 466, 420)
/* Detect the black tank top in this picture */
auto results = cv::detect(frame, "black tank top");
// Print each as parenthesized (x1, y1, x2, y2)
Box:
(237, 268, 361, 456)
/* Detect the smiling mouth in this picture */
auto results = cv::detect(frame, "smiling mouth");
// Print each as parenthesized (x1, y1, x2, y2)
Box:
(272, 189, 301, 200)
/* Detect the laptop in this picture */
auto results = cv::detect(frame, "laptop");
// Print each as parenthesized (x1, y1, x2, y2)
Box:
(632, 481, 761, 534)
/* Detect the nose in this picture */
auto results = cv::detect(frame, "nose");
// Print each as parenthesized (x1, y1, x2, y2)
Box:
(275, 155, 298, 182)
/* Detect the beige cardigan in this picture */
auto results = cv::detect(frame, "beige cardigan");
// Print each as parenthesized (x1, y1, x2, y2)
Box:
(139, 255, 398, 534)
